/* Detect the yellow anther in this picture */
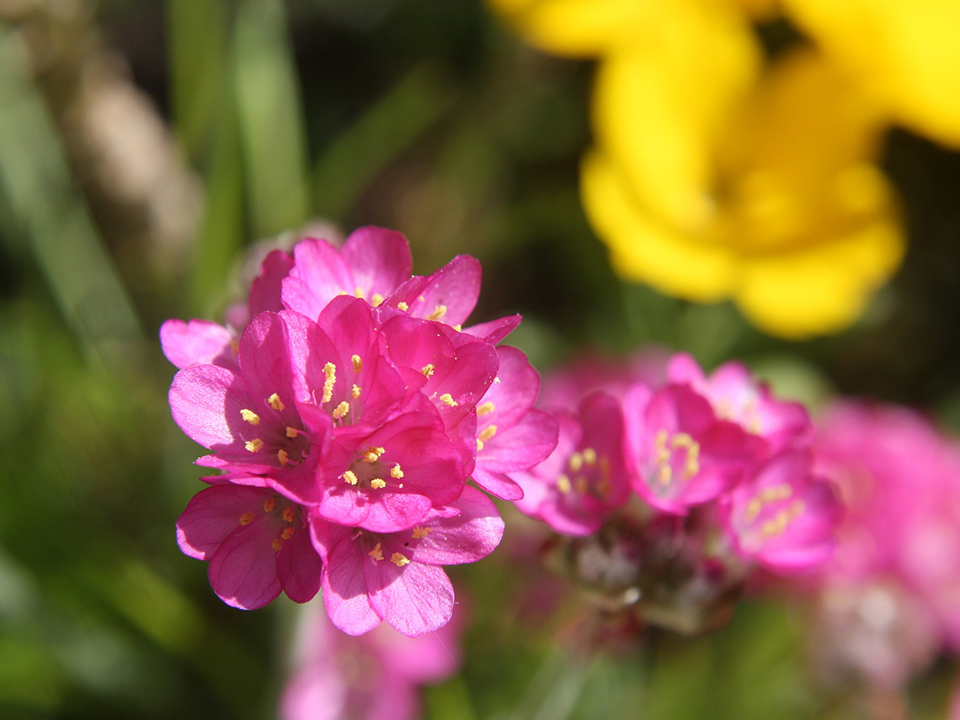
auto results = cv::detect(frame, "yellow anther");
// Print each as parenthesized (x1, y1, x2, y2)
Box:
(322, 363, 337, 403)
(477, 401, 495, 417)
(391, 552, 410, 567)
(354, 286, 364, 298)
(267, 393, 285, 412)
(239, 512, 255, 526)
(371, 293, 384, 307)
(439, 393, 458, 407)
(390, 464, 404, 479)
(557, 474, 572, 494)
(657, 465, 673, 486)
(282, 506, 295, 523)
(351, 354, 363, 373)
(332, 401, 351, 420)
(277, 449, 289, 465)
(476, 438, 484, 452)
(672, 432, 695, 449)
(263, 497, 276, 513)
(397, 301, 409, 311)
(575, 477, 589, 495)
(582, 448, 597, 466)
(369, 543, 383, 562)
(759, 484, 793, 503)
(569, 452, 584, 473)
(412, 527, 431, 539)
(230, 339, 240, 355)
(746, 498, 763, 523)
(245, 438, 264, 453)
(479, 425, 498, 443)
(343, 470, 359, 486)
(362, 447, 386, 463)
(654, 429, 669, 450)
(370, 478, 386, 490)
(281, 527, 295, 540)
(271, 538, 283, 552)
(351, 384, 362, 399)
(453, 324, 462, 332)
(427, 305, 448, 322)
(421, 363, 435, 378)
(240, 409, 261, 425)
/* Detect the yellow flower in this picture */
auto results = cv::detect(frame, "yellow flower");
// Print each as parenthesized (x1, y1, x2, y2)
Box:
(783, 0, 960, 148)
(488, 0, 910, 338)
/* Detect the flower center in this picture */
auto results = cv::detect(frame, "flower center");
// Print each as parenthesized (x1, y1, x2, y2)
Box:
(649, 430, 700, 492)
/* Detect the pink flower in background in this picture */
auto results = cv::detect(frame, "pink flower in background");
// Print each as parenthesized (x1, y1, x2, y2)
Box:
(666, 353, 814, 456)
(722, 449, 840, 571)
(281, 599, 461, 720)
(813, 401, 960, 654)
(624, 383, 763, 514)
(311, 487, 504, 636)
(177, 484, 321, 608)
(514, 391, 629, 535)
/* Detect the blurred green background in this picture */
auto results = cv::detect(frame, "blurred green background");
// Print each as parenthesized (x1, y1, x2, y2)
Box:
(1, 1, 960, 718)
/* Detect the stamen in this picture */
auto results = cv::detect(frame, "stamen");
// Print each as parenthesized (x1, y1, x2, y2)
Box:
(351, 384, 362, 399)
(332, 401, 351, 420)
(230, 339, 239, 355)
(397, 301, 409, 312)
(281, 527, 295, 540)
(371, 293, 384, 307)
(391, 552, 410, 567)
(267, 393, 285, 412)
(479, 425, 497, 443)
(582, 448, 597, 466)
(476, 438, 484, 452)
(263, 497, 276, 513)
(277, 449, 289, 465)
(421, 363, 435, 378)
(369, 543, 383, 562)
(390, 464, 404, 479)
(557, 474, 572, 494)
(362, 447, 386, 463)
(657, 465, 672, 485)
(351, 354, 363, 373)
(453, 324, 462, 331)
(282, 506, 295, 523)
(322, 363, 337, 403)
(427, 305, 447, 322)
(439, 393, 458, 407)
(245, 438, 264, 452)
(412, 527, 431, 539)
(343, 470, 359, 486)
(271, 539, 283, 552)
(239, 512, 255, 526)
(477, 401, 495, 417)
(240, 409, 261, 425)
(354, 287, 364, 298)
(286, 426, 300, 438)
(575, 477, 588, 494)
(568, 452, 584, 473)
(370, 478, 386, 490)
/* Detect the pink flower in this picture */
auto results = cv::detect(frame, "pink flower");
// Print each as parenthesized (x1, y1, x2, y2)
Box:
(470, 346, 559, 501)
(721, 449, 841, 571)
(311, 487, 503, 636)
(624, 383, 763, 514)
(280, 600, 461, 720)
(666, 353, 814, 456)
(176, 484, 321, 608)
(513, 392, 629, 535)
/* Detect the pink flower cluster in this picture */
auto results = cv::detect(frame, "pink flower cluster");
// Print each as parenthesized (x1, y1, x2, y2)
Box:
(809, 400, 960, 691)
(163, 227, 558, 636)
(511, 351, 841, 629)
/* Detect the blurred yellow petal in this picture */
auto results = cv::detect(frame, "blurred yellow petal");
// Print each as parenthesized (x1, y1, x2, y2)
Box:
(593, 0, 760, 230)
(736, 209, 905, 338)
(485, 0, 651, 57)
(581, 149, 737, 301)
(783, 0, 960, 147)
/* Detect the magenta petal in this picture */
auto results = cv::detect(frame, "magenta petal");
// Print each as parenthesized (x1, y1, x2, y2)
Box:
(481, 346, 540, 428)
(160, 319, 238, 370)
(277, 527, 323, 603)
(411, 487, 504, 565)
(340, 226, 412, 299)
(397, 255, 482, 327)
(470, 468, 524, 501)
(207, 517, 283, 609)
(462, 314, 522, 345)
(314, 522, 382, 635)
(249, 248, 295, 315)
(176, 485, 270, 559)
(367, 560, 454, 637)
(169, 364, 249, 451)
(478, 409, 559, 473)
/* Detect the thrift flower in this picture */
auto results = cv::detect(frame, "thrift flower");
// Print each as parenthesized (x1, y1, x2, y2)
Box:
(311, 486, 504, 637)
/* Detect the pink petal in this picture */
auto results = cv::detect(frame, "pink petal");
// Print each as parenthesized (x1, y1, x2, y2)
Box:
(176, 485, 271, 560)
(208, 517, 283, 609)
(169, 364, 249, 451)
(249, 248, 295, 316)
(277, 525, 323, 603)
(411, 486, 505, 565)
(462, 314, 522, 345)
(340, 226, 412, 300)
(314, 522, 382, 635)
(367, 560, 454, 637)
(160, 319, 238, 370)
